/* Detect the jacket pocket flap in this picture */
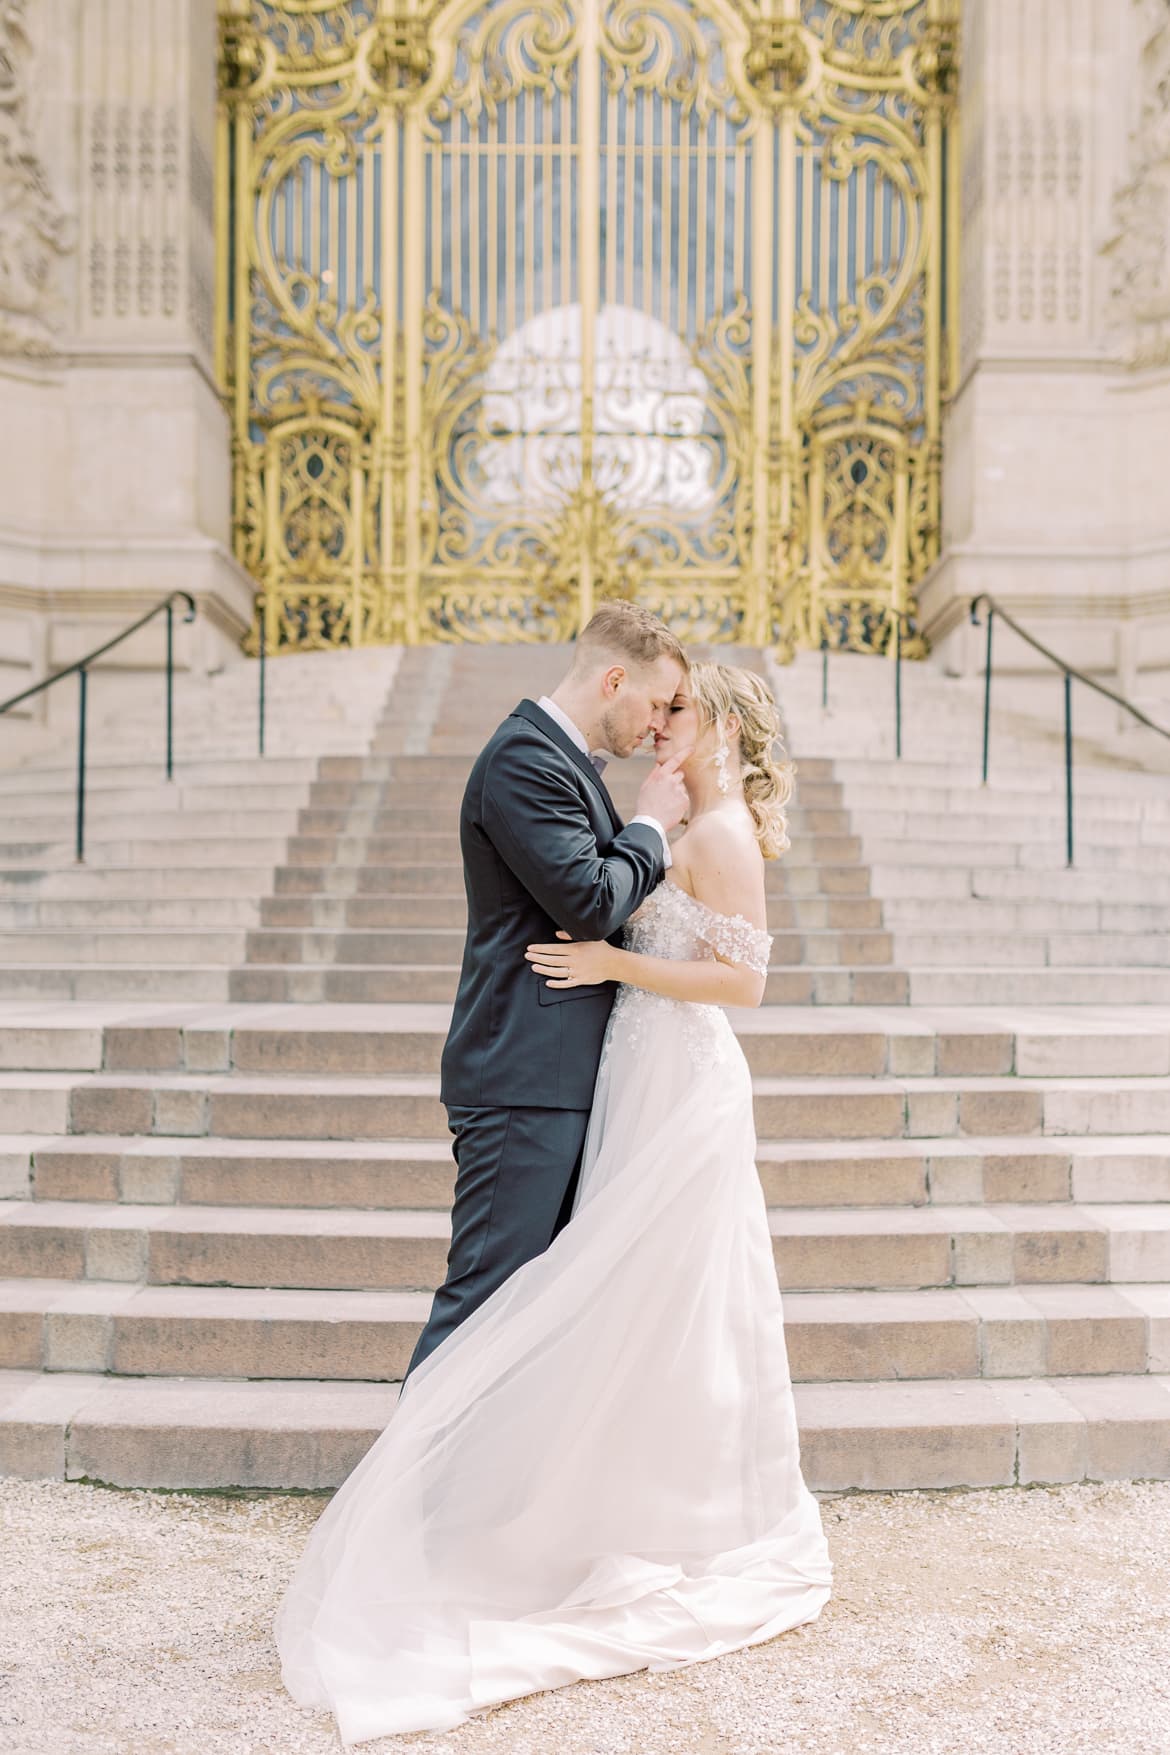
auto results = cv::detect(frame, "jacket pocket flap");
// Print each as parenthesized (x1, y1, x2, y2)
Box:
(536, 979, 612, 1006)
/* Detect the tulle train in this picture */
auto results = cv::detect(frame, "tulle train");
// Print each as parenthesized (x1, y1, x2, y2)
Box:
(275, 1003, 832, 1743)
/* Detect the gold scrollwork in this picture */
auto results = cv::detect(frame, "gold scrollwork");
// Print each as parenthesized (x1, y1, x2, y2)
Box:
(218, 0, 958, 656)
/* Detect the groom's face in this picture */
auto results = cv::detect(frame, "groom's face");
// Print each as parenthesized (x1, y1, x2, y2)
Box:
(598, 655, 686, 758)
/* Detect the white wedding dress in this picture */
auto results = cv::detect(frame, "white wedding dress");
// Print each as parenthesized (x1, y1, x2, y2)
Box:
(275, 879, 833, 1743)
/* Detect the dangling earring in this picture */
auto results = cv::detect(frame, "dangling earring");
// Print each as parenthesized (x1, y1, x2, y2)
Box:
(713, 737, 731, 795)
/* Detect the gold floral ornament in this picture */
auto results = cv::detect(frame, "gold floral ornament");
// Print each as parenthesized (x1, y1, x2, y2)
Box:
(911, 20, 958, 101)
(218, 19, 271, 97)
(745, 18, 816, 108)
(363, 13, 433, 99)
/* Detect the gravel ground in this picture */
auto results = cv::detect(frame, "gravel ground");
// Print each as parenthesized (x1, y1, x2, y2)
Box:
(2, 1479, 1169, 1755)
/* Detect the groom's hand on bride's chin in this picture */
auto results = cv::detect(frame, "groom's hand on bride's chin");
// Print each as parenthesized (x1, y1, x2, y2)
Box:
(636, 748, 692, 833)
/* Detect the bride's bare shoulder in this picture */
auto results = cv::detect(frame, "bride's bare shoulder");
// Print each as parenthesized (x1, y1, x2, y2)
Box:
(671, 808, 766, 920)
(674, 806, 761, 868)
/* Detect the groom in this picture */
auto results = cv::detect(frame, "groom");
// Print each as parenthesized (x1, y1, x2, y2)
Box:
(404, 602, 690, 1378)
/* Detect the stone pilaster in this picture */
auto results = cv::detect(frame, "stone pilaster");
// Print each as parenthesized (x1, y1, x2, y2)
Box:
(926, 0, 1170, 702)
(0, 0, 249, 698)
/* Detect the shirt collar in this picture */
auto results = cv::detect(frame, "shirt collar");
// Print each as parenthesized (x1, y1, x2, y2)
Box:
(537, 695, 610, 768)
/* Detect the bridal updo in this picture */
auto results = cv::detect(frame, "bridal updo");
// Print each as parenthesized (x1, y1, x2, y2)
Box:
(689, 662, 795, 859)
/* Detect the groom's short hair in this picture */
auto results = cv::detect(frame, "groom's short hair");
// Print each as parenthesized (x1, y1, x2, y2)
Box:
(574, 602, 689, 675)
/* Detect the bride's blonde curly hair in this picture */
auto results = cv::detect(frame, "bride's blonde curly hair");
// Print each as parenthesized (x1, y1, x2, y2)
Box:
(688, 661, 795, 859)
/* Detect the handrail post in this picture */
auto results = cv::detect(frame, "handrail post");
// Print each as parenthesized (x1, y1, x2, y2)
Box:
(821, 639, 828, 711)
(76, 666, 88, 864)
(165, 600, 175, 780)
(1064, 670, 1074, 867)
(258, 600, 267, 758)
(894, 615, 903, 760)
(981, 606, 993, 784)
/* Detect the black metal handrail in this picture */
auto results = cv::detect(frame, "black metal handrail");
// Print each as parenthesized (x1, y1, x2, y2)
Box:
(969, 592, 1170, 868)
(257, 596, 268, 758)
(0, 591, 196, 863)
(819, 608, 916, 759)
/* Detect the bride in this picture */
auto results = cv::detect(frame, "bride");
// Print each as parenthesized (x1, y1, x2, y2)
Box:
(275, 660, 833, 1743)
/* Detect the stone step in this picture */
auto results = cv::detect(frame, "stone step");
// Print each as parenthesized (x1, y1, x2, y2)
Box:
(239, 925, 894, 969)
(0, 837, 292, 870)
(228, 965, 913, 1006)
(0, 779, 315, 810)
(859, 836, 1170, 874)
(5, 1004, 1167, 1080)
(271, 861, 876, 900)
(826, 756, 1170, 799)
(5, 1200, 1170, 1294)
(0, 780, 315, 817)
(9, 1069, 1170, 1141)
(16, 960, 1167, 1011)
(0, 757, 320, 796)
(255, 892, 885, 931)
(0, 866, 278, 900)
(874, 867, 1170, 906)
(906, 969, 1170, 1006)
(0, 808, 303, 843)
(3, 1274, 1168, 1387)
(0, 967, 234, 1003)
(278, 833, 867, 868)
(0, 898, 266, 930)
(0, 930, 249, 966)
(854, 813, 1170, 852)
(11, 1015, 901, 1077)
(297, 776, 846, 811)
(0, 833, 858, 873)
(839, 789, 1170, 827)
(880, 897, 1170, 933)
(292, 803, 855, 838)
(893, 931, 1170, 968)
(8, 1131, 1170, 1210)
(4, 1366, 1167, 1490)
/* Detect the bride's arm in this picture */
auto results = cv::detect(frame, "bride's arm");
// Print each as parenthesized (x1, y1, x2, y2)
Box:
(525, 819, 771, 1009)
(610, 941, 765, 1008)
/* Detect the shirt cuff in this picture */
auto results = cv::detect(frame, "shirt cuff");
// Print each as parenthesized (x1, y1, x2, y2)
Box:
(630, 814, 673, 870)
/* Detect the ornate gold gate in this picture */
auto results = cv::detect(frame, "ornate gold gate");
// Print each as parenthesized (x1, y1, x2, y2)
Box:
(216, 0, 958, 653)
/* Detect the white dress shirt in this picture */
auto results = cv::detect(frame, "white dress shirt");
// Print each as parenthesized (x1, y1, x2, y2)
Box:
(537, 695, 672, 869)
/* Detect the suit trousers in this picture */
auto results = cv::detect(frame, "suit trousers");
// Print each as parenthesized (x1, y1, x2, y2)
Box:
(402, 1103, 592, 1380)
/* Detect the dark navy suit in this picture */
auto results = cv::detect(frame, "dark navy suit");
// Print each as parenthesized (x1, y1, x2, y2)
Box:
(404, 698, 665, 1376)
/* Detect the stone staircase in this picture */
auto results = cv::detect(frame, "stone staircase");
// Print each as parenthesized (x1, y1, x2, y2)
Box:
(1, 642, 1169, 1492)
(0, 649, 399, 1001)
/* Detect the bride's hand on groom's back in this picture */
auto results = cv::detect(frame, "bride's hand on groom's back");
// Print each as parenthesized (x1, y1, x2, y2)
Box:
(525, 932, 617, 989)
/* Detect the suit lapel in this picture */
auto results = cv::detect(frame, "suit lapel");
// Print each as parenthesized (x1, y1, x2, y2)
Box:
(512, 699, 623, 835)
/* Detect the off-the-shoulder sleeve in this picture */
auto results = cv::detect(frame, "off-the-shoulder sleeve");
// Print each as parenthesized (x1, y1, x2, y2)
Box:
(699, 910, 773, 977)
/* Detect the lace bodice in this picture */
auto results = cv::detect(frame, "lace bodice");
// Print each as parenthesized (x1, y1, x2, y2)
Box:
(621, 880, 773, 975)
(601, 882, 773, 1075)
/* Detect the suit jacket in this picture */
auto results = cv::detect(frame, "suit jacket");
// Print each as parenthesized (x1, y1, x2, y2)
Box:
(439, 698, 666, 1110)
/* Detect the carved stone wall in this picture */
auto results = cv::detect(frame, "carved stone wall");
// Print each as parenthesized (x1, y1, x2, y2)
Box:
(1104, 0, 1170, 368)
(957, 0, 1101, 375)
(0, 0, 249, 685)
(74, 0, 215, 364)
(0, 0, 73, 355)
(929, 0, 1170, 690)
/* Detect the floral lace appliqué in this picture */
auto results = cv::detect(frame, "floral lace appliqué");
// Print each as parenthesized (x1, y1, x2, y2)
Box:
(600, 882, 773, 1075)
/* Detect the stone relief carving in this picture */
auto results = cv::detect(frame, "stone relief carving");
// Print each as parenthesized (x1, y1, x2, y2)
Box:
(1105, 0, 1170, 367)
(0, 0, 73, 355)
